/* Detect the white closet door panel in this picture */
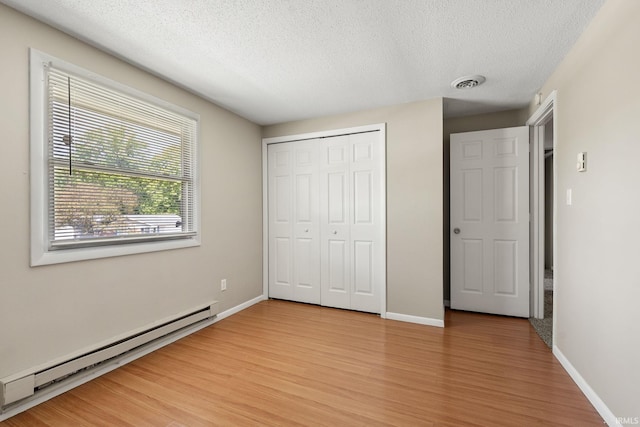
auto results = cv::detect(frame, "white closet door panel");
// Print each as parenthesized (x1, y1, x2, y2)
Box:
(292, 141, 320, 304)
(273, 237, 291, 282)
(322, 238, 349, 309)
(320, 135, 351, 309)
(349, 132, 382, 313)
(268, 144, 294, 300)
(295, 174, 312, 222)
(353, 240, 373, 294)
(294, 237, 314, 287)
(328, 172, 348, 224)
(353, 170, 373, 224)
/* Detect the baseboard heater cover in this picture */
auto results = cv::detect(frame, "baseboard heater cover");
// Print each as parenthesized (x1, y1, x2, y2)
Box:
(0, 301, 219, 408)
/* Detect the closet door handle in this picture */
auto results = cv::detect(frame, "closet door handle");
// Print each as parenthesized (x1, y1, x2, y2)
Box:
(304, 228, 309, 232)
(332, 230, 338, 235)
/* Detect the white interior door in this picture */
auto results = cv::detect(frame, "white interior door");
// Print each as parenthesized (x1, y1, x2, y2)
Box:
(450, 127, 530, 317)
(268, 140, 321, 304)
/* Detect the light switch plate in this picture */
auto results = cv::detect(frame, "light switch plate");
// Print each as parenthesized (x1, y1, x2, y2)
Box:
(577, 152, 587, 172)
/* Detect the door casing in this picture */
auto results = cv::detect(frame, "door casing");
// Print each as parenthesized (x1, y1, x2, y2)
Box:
(527, 91, 557, 334)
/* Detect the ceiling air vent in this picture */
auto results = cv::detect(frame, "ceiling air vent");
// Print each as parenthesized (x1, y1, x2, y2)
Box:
(451, 75, 486, 89)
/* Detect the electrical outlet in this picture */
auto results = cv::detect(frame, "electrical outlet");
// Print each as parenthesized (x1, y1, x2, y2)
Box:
(221, 279, 227, 291)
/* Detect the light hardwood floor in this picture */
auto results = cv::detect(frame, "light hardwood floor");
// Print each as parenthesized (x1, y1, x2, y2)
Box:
(2, 300, 602, 426)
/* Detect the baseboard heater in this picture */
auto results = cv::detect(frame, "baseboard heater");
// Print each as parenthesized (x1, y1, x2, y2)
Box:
(0, 301, 219, 410)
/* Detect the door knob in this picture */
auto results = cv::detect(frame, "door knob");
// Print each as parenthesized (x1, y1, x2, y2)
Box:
(453, 228, 461, 234)
(304, 228, 309, 232)
(332, 230, 338, 234)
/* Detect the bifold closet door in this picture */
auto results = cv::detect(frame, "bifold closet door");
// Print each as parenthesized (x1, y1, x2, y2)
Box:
(320, 132, 382, 313)
(267, 140, 321, 304)
(268, 131, 383, 314)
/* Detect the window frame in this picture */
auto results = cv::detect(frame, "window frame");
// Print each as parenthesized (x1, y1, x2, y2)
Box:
(30, 49, 201, 266)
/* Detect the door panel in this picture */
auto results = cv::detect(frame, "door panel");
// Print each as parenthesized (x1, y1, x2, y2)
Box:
(268, 140, 321, 304)
(463, 169, 483, 222)
(294, 237, 313, 287)
(328, 172, 348, 224)
(494, 167, 517, 222)
(462, 239, 483, 293)
(494, 240, 517, 295)
(328, 240, 347, 291)
(320, 132, 382, 313)
(353, 240, 373, 295)
(321, 136, 351, 309)
(353, 170, 373, 224)
(268, 144, 293, 300)
(274, 238, 290, 286)
(451, 126, 529, 317)
(348, 132, 382, 313)
(295, 174, 312, 222)
(461, 140, 483, 160)
(291, 142, 321, 303)
(328, 144, 348, 165)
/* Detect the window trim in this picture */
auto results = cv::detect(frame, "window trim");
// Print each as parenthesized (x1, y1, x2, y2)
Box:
(30, 49, 201, 266)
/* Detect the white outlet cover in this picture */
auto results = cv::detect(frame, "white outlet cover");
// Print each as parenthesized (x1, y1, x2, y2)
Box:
(577, 152, 587, 172)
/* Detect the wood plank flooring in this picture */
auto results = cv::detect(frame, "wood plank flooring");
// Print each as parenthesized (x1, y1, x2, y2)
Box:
(1, 300, 603, 426)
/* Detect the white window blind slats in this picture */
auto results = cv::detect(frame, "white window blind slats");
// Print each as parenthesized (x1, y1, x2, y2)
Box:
(45, 66, 197, 249)
(48, 71, 188, 133)
(50, 104, 185, 177)
(49, 157, 192, 182)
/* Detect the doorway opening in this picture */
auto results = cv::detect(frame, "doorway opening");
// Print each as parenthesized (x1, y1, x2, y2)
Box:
(527, 91, 557, 349)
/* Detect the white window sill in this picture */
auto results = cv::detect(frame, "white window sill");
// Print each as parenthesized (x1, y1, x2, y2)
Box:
(31, 237, 200, 266)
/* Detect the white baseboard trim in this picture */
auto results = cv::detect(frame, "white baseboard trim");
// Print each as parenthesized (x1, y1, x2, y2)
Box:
(553, 346, 618, 426)
(386, 312, 444, 328)
(0, 294, 266, 422)
(216, 294, 267, 322)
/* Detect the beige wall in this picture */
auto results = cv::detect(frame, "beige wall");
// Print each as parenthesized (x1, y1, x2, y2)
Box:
(0, 5, 263, 379)
(531, 0, 639, 417)
(264, 99, 444, 321)
(444, 109, 531, 136)
(442, 108, 529, 301)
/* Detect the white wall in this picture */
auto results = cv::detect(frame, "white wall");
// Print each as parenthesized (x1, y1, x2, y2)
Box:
(0, 5, 263, 379)
(263, 99, 444, 322)
(531, 0, 640, 417)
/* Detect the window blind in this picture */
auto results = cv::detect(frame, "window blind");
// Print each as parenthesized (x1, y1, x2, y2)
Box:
(46, 66, 197, 248)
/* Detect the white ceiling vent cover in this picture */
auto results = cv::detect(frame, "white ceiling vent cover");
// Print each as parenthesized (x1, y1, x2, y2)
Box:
(451, 75, 486, 89)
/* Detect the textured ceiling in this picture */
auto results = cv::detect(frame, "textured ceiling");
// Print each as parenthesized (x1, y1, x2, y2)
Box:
(3, 0, 604, 125)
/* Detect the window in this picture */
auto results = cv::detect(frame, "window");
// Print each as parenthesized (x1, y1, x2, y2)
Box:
(30, 50, 200, 266)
